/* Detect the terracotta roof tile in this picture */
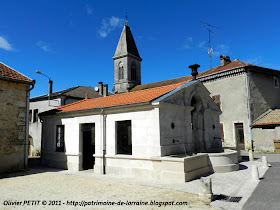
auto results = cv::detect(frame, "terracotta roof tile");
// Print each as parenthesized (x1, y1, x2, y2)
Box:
(0, 62, 33, 83)
(252, 110, 280, 126)
(130, 59, 253, 92)
(57, 82, 185, 113)
(198, 59, 252, 77)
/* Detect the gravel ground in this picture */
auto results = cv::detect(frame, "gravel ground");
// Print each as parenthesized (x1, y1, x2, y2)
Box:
(0, 168, 212, 210)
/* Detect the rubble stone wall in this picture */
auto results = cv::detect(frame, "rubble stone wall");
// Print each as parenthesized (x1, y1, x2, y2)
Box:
(0, 80, 29, 173)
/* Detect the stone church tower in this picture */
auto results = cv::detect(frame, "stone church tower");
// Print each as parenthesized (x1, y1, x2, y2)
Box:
(112, 24, 142, 93)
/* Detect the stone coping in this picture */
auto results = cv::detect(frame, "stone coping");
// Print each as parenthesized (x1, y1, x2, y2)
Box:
(205, 149, 237, 157)
(94, 154, 161, 161)
(160, 153, 209, 162)
(94, 153, 210, 162)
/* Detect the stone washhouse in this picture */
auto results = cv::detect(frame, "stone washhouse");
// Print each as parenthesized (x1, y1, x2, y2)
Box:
(40, 24, 239, 182)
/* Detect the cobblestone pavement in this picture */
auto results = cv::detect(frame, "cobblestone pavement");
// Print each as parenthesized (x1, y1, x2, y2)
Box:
(0, 167, 212, 210)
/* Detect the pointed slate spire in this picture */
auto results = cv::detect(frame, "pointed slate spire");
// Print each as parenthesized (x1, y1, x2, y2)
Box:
(113, 25, 142, 61)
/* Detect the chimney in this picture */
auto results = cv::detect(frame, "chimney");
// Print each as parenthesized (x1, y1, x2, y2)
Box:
(189, 64, 200, 80)
(220, 55, 231, 66)
(97, 82, 103, 96)
(103, 84, 108, 97)
(48, 80, 53, 96)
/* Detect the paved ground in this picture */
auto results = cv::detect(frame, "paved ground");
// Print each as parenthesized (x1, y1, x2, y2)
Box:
(0, 153, 277, 210)
(243, 153, 280, 210)
(0, 168, 211, 209)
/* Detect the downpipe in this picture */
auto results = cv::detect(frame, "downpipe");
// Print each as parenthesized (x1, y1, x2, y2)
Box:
(101, 108, 107, 174)
(24, 81, 35, 169)
(245, 71, 253, 150)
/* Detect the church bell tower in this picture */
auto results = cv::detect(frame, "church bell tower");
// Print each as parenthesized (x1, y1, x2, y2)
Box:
(112, 24, 142, 93)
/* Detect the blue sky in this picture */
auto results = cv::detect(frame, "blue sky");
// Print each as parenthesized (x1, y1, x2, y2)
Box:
(1, 0, 280, 97)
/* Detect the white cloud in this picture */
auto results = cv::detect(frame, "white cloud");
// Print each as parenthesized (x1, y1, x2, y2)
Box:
(211, 44, 230, 57)
(86, 5, 93, 15)
(36, 41, 52, 52)
(187, 37, 193, 42)
(183, 37, 193, 49)
(197, 41, 206, 48)
(216, 44, 229, 53)
(245, 56, 263, 65)
(0, 36, 13, 51)
(98, 16, 124, 38)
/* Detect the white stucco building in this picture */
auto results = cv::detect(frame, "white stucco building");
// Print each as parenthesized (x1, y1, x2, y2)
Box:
(29, 84, 108, 156)
(40, 80, 221, 181)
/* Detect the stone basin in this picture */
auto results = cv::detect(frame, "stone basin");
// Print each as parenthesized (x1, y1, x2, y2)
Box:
(206, 149, 239, 173)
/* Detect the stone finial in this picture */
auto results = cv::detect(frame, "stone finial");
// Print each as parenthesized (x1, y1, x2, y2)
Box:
(189, 64, 200, 80)
(85, 94, 88, 99)
(199, 177, 213, 202)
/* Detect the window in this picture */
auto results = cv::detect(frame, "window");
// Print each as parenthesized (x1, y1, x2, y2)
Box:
(212, 95, 221, 110)
(274, 77, 279, 88)
(33, 109, 39, 123)
(119, 62, 124, 80)
(29, 110, 32, 123)
(131, 62, 137, 81)
(116, 120, 132, 155)
(56, 125, 65, 152)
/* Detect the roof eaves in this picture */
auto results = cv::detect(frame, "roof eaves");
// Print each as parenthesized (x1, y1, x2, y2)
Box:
(248, 66, 280, 76)
(31, 86, 81, 101)
(0, 76, 34, 85)
(252, 122, 280, 127)
(198, 66, 247, 81)
(55, 101, 151, 116)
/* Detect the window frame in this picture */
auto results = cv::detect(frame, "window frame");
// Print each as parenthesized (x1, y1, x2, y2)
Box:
(212, 94, 221, 110)
(29, 110, 32, 123)
(131, 62, 137, 81)
(118, 62, 124, 80)
(56, 125, 65, 152)
(116, 120, 132, 155)
(33, 109, 39, 123)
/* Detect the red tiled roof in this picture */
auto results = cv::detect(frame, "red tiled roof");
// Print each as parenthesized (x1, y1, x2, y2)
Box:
(57, 82, 186, 113)
(0, 62, 33, 83)
(131, 59, 252, 92)
(197, 59, 252, 77)
(252, 110, 280, 126)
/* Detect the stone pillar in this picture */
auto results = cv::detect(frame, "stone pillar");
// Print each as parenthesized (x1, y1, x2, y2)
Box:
(252, 165, 259, 181)
(199, 177, 213, 202)
(262, 156, 269, 168)
(249, 150, 254, 161)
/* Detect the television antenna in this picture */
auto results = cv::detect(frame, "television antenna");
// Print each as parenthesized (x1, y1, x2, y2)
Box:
(201, 21, 220, 69)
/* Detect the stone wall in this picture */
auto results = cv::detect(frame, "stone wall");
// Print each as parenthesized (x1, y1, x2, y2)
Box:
(0, 80, 29, 173)
(252, 127, 280, 152)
